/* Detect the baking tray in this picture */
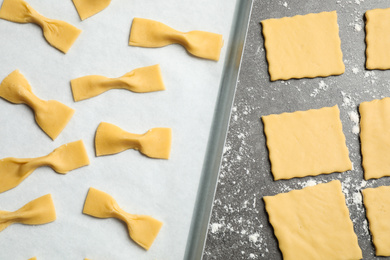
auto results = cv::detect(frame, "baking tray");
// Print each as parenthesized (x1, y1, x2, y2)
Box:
(203, 0, 390, 259)
(0, 0, 251, 259)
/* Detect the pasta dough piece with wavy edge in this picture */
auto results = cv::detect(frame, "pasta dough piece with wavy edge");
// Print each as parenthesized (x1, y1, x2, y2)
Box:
(362, 186, 390, 256)
(365, 8, 390, 70)
(0, 140, 89, 193)
(0, 0, 81, 53)
(72, 0, 111, 20)
(0, 70, 74, 140)
(95, 122, 171, 159)
(129, 18, 223, 61)
(261, 11, 344, 81)
(360, 97, 390, 179)
(264, 180, 362, 260)
(71, 64, 165, 102)
(0, 194, 56, 233)
(262, 105, 351, 180)
(83, 187, 163, 250)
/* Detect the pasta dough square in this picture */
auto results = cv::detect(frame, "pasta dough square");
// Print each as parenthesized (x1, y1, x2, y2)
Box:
(362, 186, 390, 256)
(359, 97, 390, 179)
(264, 180, 362, 260)
(261, 11, 345, 81)
(365, 8, 390, 70)
(262, 105, 351, 180)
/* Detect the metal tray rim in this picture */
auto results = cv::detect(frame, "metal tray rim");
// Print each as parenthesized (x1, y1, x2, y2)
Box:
(184, 1, 254, 259)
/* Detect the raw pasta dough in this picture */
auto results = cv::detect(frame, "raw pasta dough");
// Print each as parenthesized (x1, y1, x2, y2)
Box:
(263, 180, 362, 260)
(0, 0, 81, 53)
(365, 8, 390, 69)
(95, 122, 171, 159)
(261, 11, 344, 81)
(262, 105, 351, 180)
(0, 194, 56, 232)
(129, 18, 223, 61)
(359, 97, 390, 179)
(0, 140, 89, 193)
(0, 70, 75, 140)
(72, 0, 111, 20)
(71, 64, 165, 102)
(362, 185, 390, 256)
(83, 187, 163, 250)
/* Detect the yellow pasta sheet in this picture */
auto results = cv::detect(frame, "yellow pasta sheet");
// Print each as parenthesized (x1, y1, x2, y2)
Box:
(362, 186, 390, 256)
(365, 8, 390, 70)
(262, 105, 351, 180)
(359, 97, 390, 179)
(261, 11, 344, 81)
(264, 180, 362, 260)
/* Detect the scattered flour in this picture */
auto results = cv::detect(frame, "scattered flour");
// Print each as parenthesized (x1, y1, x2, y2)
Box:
(348, 111, 359, 123)
(210, 223, 223, 234)
(303, 179, 318, 187)
(349, 21, 362, 32)
(348, 111, 360, 134)
(343, 96, 352, 106)
(249, 253, 256, 259)
(341, 91, 355, 107)
(311, 88, 320, 97)
(341, 177, 352, 197)
(283, 2, 288, 7)
(354, 24, 362, 31)
(362, 219, 369, 235)
(310, 81, 329, 97)
(279, 183, 293, 193)
(352, 67, 359, 74)
(249, 233, 260, 243)
(318, 80, 328, 90)
(364, 71, 378, 84)
(352, 191, 363, 206)
(352, 125, 360, 135)
(223, 145, 232, 154)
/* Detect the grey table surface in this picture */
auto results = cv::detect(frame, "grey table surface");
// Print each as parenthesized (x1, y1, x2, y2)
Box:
(203, 0, 390, 259)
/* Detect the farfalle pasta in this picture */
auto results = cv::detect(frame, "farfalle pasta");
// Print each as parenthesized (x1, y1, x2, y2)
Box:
(0, 194, 56, 232)
(0, 0, 81, 53)
(83, 187, 162, 250)
(0, 140, 89, 193)
(95, 122, 171, 159)
(0, 70, 74, 140)
(129, 18, 223, 61)
(71, 64, 165, 102)
(72, 0, 111, 20)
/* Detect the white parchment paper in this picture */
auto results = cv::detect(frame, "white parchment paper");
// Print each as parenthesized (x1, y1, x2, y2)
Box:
(0, 0, 237, 259)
